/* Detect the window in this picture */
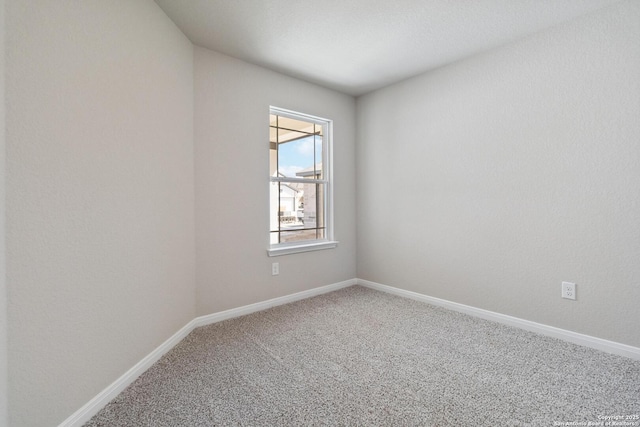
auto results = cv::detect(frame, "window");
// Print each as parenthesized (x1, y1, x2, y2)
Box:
(268, 107, 337, 256)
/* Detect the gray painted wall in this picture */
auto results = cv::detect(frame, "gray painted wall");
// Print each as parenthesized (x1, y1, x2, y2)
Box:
(357, 0, 640, 347)
(0, 0, 8, 424)
(5, 1, 196, 425)
(194, 47, 357, 316)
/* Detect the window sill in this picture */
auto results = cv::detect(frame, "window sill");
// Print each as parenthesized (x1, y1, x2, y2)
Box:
(267, 240, 338, 257)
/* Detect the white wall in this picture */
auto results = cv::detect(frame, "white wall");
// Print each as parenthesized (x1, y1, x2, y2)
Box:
(357, 0, 640, 347)
(5, 1, 196, 425)
(194, 48, 356, 315)
(0, 0, 8, 424)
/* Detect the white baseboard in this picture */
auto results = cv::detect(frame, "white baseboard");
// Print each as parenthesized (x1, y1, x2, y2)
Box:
(58, 318, 199, 427)
(58, 278, 356, 427)
(59, 277, 638, 426)
(356, 278, 640, 361)
(193, 279, 356, 328)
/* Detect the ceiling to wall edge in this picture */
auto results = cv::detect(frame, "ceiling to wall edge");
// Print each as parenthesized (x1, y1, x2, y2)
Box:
(156, 0, 625, 97)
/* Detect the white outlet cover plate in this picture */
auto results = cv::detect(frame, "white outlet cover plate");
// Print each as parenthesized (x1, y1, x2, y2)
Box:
(562, 281, 576, 300)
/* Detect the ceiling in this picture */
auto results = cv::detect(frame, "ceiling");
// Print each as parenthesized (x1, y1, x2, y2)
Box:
(155, 0, 622, 96)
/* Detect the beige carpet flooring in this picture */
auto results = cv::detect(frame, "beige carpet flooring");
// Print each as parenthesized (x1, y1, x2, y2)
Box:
(85, 285, 640, 426)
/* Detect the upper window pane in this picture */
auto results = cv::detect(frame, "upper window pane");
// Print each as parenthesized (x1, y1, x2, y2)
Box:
(270, 115, 324, 179)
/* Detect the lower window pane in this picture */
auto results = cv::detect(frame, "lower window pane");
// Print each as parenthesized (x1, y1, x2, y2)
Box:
(271, 228, 325, 243)
(270, 181, 326, 244)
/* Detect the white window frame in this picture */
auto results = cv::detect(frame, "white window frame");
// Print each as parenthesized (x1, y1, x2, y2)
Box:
(268, 106, 337, 257)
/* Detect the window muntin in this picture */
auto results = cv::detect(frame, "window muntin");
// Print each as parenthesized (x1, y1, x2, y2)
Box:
(269, 107, 334, 254)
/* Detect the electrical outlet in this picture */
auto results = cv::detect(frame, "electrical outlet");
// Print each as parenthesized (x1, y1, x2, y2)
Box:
(271, 262, 279, 276)
(561, 281, 576, 300)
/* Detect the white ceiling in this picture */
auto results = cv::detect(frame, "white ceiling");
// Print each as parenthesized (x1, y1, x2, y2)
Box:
(155, 0, 622, 96)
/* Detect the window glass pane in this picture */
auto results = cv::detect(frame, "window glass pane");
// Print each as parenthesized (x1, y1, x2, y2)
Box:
(314, 134, 323, 180)
(270, 114, 324, 179)
(270, 181, 303, 233)
(277, 116, 315, 134)
(273, 229, 321, 243)
(269, 147, 277, 176)
(270, 180, 326, 243)
(277, 135, 315, 178)
(315, 182, 325, 230)
(277, 128, 308, 144)
(269, 126, 277, 144)
(299, 182, 323, 230)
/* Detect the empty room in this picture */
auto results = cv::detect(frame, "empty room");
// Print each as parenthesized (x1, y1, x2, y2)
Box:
(1, 0, 639, 425)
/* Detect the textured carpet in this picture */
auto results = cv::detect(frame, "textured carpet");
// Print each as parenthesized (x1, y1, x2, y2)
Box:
(86, 286, 640, 426)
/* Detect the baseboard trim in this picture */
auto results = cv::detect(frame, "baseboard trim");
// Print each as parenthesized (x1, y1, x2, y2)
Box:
(193, 279, 357, 328)
(357, 278, 640, 361)
(58, 317, 199, 427)
(58, 278, 356, 427)
(59, 277, 638, 426)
